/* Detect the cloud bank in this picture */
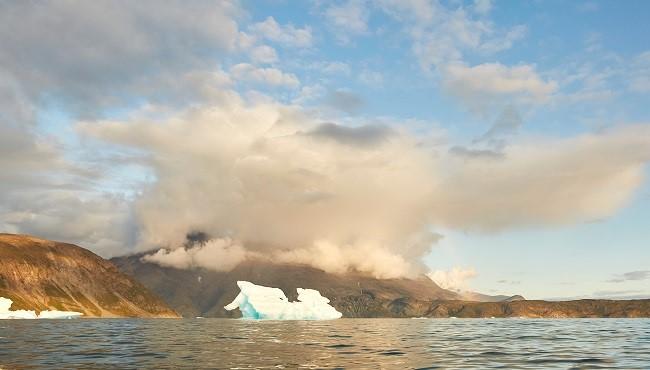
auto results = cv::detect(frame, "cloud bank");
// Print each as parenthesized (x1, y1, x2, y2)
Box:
(80, 93, 650, 278)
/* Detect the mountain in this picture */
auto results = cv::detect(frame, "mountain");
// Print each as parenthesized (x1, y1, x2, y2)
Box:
(0, 234, 179, 318)
(113, 253, 650, 318)
(423, 299, 650, 318)
(460, 291, 526, 302)
(112, 254, 525, 318)
(502, 294, 526, 302)
(111, 254, 463, 318)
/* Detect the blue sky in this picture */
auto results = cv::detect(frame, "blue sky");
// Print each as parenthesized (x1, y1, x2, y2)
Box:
(1, 0, 649, 299)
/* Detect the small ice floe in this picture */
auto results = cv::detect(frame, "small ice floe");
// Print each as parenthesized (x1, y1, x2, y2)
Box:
(224, 281, 342, 320)
(0, 297, 83, 320)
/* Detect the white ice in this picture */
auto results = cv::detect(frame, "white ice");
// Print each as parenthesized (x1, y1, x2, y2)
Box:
(0, 297, 83, 319)
(224, 281, 342, 320)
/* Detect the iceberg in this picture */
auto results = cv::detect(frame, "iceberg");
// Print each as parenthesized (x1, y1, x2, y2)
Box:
(0, 298, 37, 319)
(0, 297, 83, 319)
(36, 310, 84, 319)
(224, 281, 342, 320)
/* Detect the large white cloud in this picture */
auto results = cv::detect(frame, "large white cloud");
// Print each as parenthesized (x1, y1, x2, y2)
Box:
(80, 93, 650, 277)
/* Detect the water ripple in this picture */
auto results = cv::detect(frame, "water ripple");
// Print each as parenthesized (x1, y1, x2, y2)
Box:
(0, 318, 648, 369)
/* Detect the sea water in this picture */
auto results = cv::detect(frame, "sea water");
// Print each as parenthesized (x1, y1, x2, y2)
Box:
(1, 318, 649, 369)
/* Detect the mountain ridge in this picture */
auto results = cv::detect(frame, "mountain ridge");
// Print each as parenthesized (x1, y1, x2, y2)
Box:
(0, 234, 179, 318)
(112, 252, 650, 318)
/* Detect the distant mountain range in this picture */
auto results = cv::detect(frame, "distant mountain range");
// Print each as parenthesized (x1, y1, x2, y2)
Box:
(2, 233, 649, 319)
(459, 291, 526, 302)
(0, 234, 178, 318)
(111, 253, 650, 318)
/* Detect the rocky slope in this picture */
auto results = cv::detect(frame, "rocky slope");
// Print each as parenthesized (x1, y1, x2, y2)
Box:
(0, 234, 179, 318)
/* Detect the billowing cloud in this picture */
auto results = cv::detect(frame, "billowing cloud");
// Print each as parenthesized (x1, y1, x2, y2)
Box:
(80, 93, 650, 277)
(80, 96, 441, 277)
(438, 126, 650, 231)
(142, 238, 248, 271)
(427, 267, 478, 291)
(274, 240, 413, 279)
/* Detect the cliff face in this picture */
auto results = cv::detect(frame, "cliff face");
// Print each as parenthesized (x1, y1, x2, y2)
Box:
(0, 234, 179, 318)
(111, 254, 461, 318)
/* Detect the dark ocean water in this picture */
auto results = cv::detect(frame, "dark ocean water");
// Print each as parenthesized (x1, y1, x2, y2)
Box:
(1, 318, 649, 369)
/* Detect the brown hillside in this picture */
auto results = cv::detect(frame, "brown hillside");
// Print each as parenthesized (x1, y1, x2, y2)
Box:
(0, 234, 179, 318)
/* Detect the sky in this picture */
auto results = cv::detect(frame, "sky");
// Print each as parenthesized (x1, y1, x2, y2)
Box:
(1, 0, 649, 300)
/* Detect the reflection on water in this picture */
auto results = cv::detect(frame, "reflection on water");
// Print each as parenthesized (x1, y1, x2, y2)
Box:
(1, 318, 649, 369)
